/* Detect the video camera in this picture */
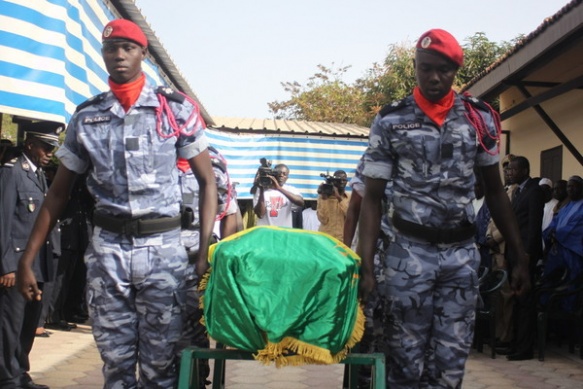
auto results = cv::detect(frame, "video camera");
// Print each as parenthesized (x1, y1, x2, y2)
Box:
(258, 158, 279, 188)
(318, 173, 344, 196)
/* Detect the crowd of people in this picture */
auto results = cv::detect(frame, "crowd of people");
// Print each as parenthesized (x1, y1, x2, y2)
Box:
(472, 154, 583, 361)
(0, 19, 581, 389)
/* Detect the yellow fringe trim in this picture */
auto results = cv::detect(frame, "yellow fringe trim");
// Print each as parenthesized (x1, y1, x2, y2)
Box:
(252, 303, 365, 368)
(197, 269, 212, 327)
(198, 226, 366, 368)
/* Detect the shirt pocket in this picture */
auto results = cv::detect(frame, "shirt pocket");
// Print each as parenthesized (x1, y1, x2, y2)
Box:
(17, 190, 41, 220)
(80, 124, 115, 183)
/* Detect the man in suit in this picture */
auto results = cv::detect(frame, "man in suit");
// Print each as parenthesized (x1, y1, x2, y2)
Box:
(504, 155, 545, 360)
(0, 121, 62, 389)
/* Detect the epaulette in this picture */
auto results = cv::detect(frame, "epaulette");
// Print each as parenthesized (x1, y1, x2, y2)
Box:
(75, 92, 107, 112)
(379, 98, 408, 118)
(156, 86, 185, 104)
(461, 93, 490, 112)
(2, 157, 17, 167)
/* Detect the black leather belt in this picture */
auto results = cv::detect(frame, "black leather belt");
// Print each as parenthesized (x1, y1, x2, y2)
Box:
(393, 213, 476, 244)
(93, 212, 181, 237)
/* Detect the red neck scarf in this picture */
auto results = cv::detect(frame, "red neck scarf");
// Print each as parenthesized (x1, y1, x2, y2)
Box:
(413, 86, 455, 127)
(109, 73, 146, 112)
(177, 158, 190, 172)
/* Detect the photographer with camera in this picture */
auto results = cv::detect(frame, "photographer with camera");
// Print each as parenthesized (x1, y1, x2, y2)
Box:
(317, 170, 350, 240)
(253, 160, 304, 227)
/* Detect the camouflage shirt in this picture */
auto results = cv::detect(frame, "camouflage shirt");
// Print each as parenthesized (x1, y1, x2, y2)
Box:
(179, 148, 238, 250)
(362, 93, 499, 228)
(56, 83, 208, 219)
(350, 155, 393, 237)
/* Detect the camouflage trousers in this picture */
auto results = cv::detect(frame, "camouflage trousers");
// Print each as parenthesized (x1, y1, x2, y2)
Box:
(175, 258, 210, 389)
(378, 235, 480, 389)
(358, 236, 389, 388)
(85, 228, 188, 389)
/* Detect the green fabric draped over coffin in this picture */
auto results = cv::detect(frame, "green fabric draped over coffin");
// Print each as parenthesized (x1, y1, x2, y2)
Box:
(201, 226, 363, 366)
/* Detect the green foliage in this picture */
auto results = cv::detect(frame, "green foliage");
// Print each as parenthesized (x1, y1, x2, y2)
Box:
(356, 41, 417, 120)
(455, 32, 514, 86)
(1, 113, 18, 143)
(269, 32, 517, 126)
(268, 64, 370, 126)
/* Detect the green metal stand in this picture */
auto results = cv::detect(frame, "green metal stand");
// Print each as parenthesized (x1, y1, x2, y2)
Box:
(178, 346, 386, 389)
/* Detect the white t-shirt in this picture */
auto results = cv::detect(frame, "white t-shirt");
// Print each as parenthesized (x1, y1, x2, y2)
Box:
(542, 198, 559, 232)
(302, 208, 320, 231)
(253, 184, 302, 227)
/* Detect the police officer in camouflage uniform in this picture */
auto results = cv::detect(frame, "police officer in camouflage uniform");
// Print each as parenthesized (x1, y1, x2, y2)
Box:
(16, 19, 217, 389)
(176, 145, 239, 387)
(344, 156, 391, 388)
(357, 29, 531, 388)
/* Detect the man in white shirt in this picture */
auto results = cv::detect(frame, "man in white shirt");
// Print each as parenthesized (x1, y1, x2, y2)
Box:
(253, 163, 304, 227)
(540, 178, 558, 232)
(302, 201, 320, 231)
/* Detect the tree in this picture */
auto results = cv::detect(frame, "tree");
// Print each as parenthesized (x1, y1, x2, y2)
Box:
(270, 33, 517, 126)
(268, 64, 370, 126)
(356, 41, 416, 119)
(456, 32, 515, 86)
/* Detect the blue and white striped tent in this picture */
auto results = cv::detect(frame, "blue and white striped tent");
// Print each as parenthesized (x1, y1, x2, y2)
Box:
(0, 0, 211, 126)
(0, 0, 370, 200)
(206, 127, 367, 200)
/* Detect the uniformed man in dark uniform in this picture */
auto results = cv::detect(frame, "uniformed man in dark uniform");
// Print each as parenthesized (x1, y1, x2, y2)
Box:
(0, 121, 62, 389)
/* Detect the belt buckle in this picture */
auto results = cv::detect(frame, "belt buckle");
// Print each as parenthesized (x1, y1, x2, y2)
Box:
(123, 220, 140, 237)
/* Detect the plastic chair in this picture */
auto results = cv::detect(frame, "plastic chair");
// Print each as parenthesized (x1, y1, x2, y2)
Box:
(477, 265, 489, 284)
(536, 272, 583, 361)
(474, 268, 508, 358)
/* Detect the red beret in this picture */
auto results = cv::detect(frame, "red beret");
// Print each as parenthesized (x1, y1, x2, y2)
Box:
(416, 29, 463, 67)
(102, 19, 147, 48)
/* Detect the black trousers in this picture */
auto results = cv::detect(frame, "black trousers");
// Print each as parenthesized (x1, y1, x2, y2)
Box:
(0, 284, 43, 388)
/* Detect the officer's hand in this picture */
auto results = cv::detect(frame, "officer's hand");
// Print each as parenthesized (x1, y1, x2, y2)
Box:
(358, 270, 375, 303)
(0, 272, 16, 288)
(195, 254, 210, 279)
(16, 265, 41, 301)
(510, 256, 531, 298)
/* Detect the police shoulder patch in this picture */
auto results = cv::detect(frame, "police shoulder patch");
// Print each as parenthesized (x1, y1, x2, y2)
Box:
(379, 98, 408, 118)
(75, 92, 107, 112)
(461, 93, 490, 112)
(156, 86, 185, 104)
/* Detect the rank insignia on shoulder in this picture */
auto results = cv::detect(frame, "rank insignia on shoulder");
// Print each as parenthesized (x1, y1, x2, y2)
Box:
(461, 93, 490, 112)
(379, 98, 408, 117)
(83, 115, 111, 124)
(76, 92, 107, 112)
(156, 86, 185, 104)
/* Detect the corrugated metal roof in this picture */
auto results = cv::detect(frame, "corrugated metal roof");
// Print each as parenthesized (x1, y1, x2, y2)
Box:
(210, 117, 369, 139)
(463, 0, 583, 93)
(113, 0, 214, 125)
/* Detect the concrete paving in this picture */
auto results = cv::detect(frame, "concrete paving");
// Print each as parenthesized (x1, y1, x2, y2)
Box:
(28, 324, 583, 388)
